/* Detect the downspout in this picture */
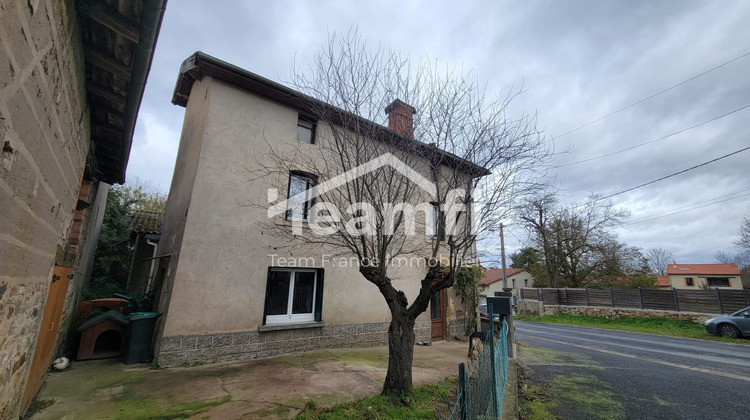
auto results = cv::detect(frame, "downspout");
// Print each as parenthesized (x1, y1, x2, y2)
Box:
(118, 0, 168, 184)
(145, 239, 159, 293)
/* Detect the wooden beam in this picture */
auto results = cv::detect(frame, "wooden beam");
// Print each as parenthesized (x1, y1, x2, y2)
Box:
(86, 81, 127, 107)
(89, 101, 125, 118)
(93, 122, 123, 139)
(77, 1, 140, 43)
(84, 45, 132, 81)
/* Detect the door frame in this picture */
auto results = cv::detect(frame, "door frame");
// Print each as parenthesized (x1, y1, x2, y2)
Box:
(430, 288, 447, 341)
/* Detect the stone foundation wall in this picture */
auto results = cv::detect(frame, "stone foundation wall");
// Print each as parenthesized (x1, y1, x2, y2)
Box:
(157, 320, 432, 367)
(541, 304, 717, 323)
(0, 0, 90, 417)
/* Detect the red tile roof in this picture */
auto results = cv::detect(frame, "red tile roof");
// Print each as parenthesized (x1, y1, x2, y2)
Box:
(656, 275, 671, 287)
(666, 263, 740, 276)
(480, 268, 528, 286)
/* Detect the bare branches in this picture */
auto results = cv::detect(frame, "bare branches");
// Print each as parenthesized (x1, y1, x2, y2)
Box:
(645, 247, 675, 275)
(519, 194, 630, 287)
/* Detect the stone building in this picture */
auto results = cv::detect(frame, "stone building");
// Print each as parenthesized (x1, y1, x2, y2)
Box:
(152, 52, 483, 367)
(0, 0, 166, 416)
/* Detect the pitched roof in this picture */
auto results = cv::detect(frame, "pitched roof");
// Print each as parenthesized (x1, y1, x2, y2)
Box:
(479, 268, 529, 286)
(172, 52, 490, 178)
(656, 275, 671, 287)
(127, 210, 163, 235)
(666, 263, 741, 276)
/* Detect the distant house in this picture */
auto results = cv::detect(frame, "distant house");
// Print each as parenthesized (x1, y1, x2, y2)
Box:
(479, 268, 534, 299)
(665, 263, 742, 289)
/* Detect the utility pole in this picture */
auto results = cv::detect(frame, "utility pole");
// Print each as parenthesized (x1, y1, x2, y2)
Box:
(500, 223, 508, 289)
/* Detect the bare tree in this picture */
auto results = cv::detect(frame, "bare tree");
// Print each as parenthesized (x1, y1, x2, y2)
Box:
(247, 30, 551, 400)
(736, 215, 750, 250)
(645, 247, 674, 275)
(519, 195, 629, 287)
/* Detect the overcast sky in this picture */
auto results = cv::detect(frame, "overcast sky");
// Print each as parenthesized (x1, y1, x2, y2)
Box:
(127, 0, 750, 265)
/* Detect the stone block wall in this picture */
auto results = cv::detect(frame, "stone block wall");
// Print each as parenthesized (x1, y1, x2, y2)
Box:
(157, 320, 432, 367)
(542, 304, 716, 323)
(447, 316, 469, 338)
(0, 0, 90, 417)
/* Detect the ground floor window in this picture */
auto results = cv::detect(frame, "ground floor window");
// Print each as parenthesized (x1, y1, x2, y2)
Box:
(264, 268, 324, 324)
(706, 277, 730, 287)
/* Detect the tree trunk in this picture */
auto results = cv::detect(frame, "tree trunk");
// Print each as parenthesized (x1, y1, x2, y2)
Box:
(382, 311, 416, 402)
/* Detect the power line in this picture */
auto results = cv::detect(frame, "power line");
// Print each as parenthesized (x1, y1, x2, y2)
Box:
(554, 103, 750, 168)
(600, 145, 750, 200)
(555, 50, 750, 139)
(628, 189, 750, 224)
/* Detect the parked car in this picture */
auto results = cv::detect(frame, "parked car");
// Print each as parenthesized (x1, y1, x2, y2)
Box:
(704, 306, 750, 338)
(478, 304, 500, 321)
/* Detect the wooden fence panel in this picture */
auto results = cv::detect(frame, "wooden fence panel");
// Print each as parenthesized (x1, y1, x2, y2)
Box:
(641, 289, 677, 311)
(717, 290, 750, 312)
(675, 290, 720, 313)
(612, 289, 641, 308)
(542, 289, 559, 305)
(520, 288, 538, 300)
(566, 289, 588, 306)
(587, 289, 612, 306)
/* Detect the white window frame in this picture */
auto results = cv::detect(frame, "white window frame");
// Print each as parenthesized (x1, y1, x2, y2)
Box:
(265, 268, 318, 325)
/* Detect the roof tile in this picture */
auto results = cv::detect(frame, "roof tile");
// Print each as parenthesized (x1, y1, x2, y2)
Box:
(666, 263, 740, 276)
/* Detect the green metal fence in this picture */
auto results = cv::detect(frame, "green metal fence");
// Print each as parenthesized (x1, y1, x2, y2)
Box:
(439, 307, 509, 419)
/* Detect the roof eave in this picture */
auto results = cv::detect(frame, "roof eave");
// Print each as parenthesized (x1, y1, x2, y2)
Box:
(172, 52, 491, 178)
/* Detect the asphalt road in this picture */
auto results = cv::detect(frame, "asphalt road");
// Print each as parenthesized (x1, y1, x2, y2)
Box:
(515, 321, 750, 420)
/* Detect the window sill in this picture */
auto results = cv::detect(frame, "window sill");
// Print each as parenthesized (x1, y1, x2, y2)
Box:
(258, 321, 325, 333)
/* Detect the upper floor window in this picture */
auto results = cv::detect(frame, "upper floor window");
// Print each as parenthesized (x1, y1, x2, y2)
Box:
(297, 116, 316, 144)
(286, 172, 316, 221)
(685, 277, 694, 286)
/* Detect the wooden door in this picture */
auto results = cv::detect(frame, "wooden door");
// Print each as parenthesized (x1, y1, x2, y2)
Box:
(430, 289, 446, 341)
(21, 265, 72, 412)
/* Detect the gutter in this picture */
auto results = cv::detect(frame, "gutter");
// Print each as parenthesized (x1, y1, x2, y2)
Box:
(118, 0, 168, 184)
(145, 239, 159, 293)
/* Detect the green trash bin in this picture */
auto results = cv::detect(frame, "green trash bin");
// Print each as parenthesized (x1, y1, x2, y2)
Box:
(124, 312, 159, 365)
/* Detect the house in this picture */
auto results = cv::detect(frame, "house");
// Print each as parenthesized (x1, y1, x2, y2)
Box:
(0, 0, 166, 416)
(126, 210, 164, 295)
(151, 52, 484, 367)
(665, 263, 742, 289)
(479, 268, 534, 301)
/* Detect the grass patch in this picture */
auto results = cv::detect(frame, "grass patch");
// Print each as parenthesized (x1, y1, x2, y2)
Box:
(548, 375, 623, 420)
(516, 314, 747, 343)
(517, 366, 556, 420)
(294, 377, 456, 420)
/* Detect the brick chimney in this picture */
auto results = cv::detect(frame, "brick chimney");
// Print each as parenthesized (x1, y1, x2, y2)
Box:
(385, 99, 416, 138)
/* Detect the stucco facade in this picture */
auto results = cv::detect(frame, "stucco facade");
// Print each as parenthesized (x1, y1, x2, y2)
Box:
(154, 55, 476, 366)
